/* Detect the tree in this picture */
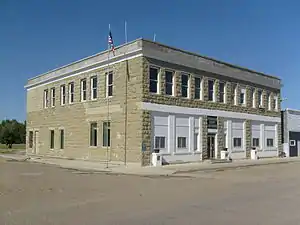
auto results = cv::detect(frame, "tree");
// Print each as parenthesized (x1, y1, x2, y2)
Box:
(0, 120, 26, 148)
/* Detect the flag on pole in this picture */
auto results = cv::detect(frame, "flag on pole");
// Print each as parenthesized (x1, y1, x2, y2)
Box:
(108, 29, 115, 53)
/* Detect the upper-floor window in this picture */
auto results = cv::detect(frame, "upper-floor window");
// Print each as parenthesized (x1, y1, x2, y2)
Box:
(181, 73, 189, 98)
(258, 90, 263, 107)
(273, 94, 278, 111)
(80, 79, 87, 102)
(165, 70, 174, 96)
(194, 77, 202, 100)
(233, 84, 238, 105)
(68, 82, 74, 104)
(208, 79, 214, 101)
(267, 92, 271, 110)
(149, 67, 159, 94)
(240, 87, 246, 106)
(50, 88, 55, 107)
(252, 88, 256, 108)
(43, 89, 49, 108)
(106, 71, 113, 97)
(219, 82, 225, 103)
(60, 85, 66, 105)
(90, 76, 97, 100)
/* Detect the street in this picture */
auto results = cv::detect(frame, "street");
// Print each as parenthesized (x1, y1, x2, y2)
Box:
(1, 158, 300, 225)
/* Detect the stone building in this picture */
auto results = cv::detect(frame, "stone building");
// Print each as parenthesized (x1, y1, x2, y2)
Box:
(25, 39, 282, 166)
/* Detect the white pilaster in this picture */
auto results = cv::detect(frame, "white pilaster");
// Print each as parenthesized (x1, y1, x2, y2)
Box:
(260, 124, 265, 151)
(168, 115, 175, 154)
(227, 120, 232, 152)
(189, 116, 194, 153)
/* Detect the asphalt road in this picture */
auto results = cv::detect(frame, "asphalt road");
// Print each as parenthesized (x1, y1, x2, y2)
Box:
(1, 158, 300, 225)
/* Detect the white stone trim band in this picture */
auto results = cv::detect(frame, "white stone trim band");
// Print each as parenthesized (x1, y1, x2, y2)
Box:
(141, 102, 280, 123)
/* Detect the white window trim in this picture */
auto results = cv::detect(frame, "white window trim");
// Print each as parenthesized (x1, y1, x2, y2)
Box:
(274, 95, 278, 111)
(208, 79, 215, 102)
(234, 85, 238, 105)
(106, 72, 113, 98)
(258, 90, 263, 108)
(194, 76, 202, 100)
(149, 66, 160, 94)
(219, 81, 226, 103)
(252, 89, 256, 108)
(60, 85, 66, 106)
(80, 79, 87, 102)
(268, 93, 272, 110)
(43, 89, 49, 108)
(50, 88, 55, 107)
(181, 73, 190, 98)
(165, 70, 174, 96)
(240, 87, 246, 106)
(68, 82, 74, 104)
(90, 76, 97, 100)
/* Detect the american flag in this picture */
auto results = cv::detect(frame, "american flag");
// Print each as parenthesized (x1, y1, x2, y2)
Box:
(108, 30, 115, 52)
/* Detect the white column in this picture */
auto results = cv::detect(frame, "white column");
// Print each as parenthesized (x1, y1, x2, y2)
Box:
(227, 120, 232, 153)
(168, 115, 175, 155)
(260, 124, 265, 151)
(189, 117, 194, 153)
(275, 123, 278, 148)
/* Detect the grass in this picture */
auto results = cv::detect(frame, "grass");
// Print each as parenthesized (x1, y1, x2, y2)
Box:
(0, 144, 26, 153)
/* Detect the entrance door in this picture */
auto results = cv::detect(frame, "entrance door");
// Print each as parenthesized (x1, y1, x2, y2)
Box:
(34, 131, 39, 154)
(207, 134, 216, 159)
(289, 132, 300, 157)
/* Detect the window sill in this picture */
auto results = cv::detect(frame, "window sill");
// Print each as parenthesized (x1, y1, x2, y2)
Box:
(90, 99, 97, 102)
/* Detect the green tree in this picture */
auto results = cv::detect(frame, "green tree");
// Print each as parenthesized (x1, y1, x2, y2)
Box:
(0, 120, 26, 148)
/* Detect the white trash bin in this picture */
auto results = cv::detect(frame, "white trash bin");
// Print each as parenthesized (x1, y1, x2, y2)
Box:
(250, 149, 258, 160)
(152, 151, 162, 167)
(220, 150, 228, 160)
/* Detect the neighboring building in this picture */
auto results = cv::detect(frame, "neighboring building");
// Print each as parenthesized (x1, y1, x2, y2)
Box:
(25, 39, 282, 166)
(282, 109, 300, 157)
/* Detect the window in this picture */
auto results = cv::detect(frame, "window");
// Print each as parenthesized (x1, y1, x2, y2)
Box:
(290, 140, 296, 147)
(252, 88, 256, 108)
(240, 88, 246, 106)
(181, 74, 189, 98)
(149, 67, 159, 93)
(155, 136, 166, 149)
(90, 123, 97, 147)
(208, 80, 214, 101)
(28, 131, 33, 148)
(91, 76, 97, 100)
(267, 93, 271, 110)
(267, 138, 274, 147)
(165, 70, 174, 95)
(194, 77, 201, 99)
(102, 121, 111, 147)
(60, 85, 66, 105)
(50, 88, 55, 107)
(50, 130, 54, 149)
(233, 138, 242, 148)
(273, 95, 278, 111)
(219, 82, 225, 103)
(194, 133, 199, 151)
(177, 137, 187, 148)
(68, 82, 74, 103)
(60, 129, 64, 149)
(106, 71, 113, 97)
(80, 79, 87, 101)
(252, 138, 259, 147)
(258, 90, 263, 107)
(233, 84, 238, 105)
(43, 89, 49, 108)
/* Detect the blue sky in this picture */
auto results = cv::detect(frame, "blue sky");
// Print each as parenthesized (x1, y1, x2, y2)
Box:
(0, 0, 299, 121)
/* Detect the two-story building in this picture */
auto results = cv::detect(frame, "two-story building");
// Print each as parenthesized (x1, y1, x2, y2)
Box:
(25, 39, 282, 166)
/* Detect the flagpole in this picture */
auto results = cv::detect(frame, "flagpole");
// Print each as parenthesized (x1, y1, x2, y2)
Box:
(124, 20, 128, 166)
(106, 24, 111, 169)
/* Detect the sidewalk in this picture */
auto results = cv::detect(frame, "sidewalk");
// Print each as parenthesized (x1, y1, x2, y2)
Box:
(1, 153, 300, 177)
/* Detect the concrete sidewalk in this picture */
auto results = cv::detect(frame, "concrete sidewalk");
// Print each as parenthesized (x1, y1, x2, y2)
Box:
(1, 153, 300, 176)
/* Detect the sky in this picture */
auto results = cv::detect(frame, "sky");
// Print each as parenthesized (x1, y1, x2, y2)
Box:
(0, 0, 299, 121)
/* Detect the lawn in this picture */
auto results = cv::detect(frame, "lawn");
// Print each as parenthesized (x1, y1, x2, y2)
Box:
(0, 143, 26, 153)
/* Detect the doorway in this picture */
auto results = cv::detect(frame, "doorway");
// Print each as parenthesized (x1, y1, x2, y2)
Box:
(207, 134, 216, 159)
(34, 131, 39, 154)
